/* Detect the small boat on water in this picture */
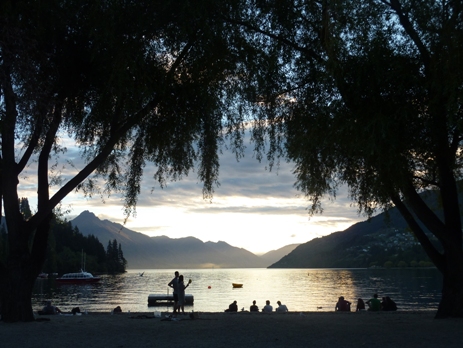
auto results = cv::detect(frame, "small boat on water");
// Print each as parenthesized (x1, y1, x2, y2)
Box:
(56, 250, 100, 284)
(56, 270, 100, 284)
(232, 283, 243, 288)
(37, 272, 48, 279)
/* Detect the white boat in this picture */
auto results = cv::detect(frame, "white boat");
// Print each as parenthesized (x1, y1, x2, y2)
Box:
(56, 270, 100, 284)
(56, 250, 100, 284)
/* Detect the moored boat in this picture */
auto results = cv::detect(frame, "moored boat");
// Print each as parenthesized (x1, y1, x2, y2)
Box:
(148, 294, 194, 306)
(232, 283, 243, 288)
(56, 270, 100, 284)
(56, 250, 100, 284)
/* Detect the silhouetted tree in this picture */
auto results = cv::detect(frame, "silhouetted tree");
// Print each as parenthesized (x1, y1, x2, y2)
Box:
(1, 0, 250, 322)
(232, 0, 463, 318)
(106, 239, 126, 273)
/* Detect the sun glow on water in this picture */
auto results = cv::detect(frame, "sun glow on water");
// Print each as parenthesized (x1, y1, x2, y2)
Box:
(32, 268, 442, 314)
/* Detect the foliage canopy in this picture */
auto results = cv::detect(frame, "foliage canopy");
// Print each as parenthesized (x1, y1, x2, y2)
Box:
(0, 0, 255, 322)
(230, 0, 463, 317)
(1, 0, 463, 321)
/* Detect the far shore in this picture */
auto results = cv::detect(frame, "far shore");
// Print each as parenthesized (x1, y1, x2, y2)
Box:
(2, 311, 462, 347)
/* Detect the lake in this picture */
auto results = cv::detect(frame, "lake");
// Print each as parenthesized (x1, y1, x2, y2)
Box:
(32, 268, 442, 314)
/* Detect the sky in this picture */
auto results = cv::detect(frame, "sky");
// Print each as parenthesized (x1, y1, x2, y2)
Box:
(18, 133, 366, 255)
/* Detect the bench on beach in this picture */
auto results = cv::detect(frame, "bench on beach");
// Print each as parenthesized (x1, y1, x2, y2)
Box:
(147, 294, 194, 306)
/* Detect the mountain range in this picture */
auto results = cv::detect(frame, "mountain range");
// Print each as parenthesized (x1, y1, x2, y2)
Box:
(70, 211, 299, 269)
(269, 191, 445, 268)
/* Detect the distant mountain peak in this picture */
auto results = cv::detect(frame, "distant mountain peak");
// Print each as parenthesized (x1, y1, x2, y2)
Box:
(79, 210, 98, 219)
(70, 210, 296, 269)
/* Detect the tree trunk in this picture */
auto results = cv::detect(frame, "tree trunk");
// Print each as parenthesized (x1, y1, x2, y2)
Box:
(0, 215, 51, 322)
(435, 253, 463, 318)
(1, 260, 37, 322)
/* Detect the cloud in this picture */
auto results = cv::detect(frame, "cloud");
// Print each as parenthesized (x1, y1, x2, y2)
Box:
(16, 131, 365, 253)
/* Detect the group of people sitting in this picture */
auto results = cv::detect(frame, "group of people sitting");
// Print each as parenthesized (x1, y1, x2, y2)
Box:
(40, 301, 62, 315)
(39, 301, 82, 315)
(225, 300, 289, 313)
(335, 294, 397, 312)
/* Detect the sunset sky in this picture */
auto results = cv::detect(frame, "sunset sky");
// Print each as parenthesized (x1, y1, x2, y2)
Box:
(18, 133, 366, 254)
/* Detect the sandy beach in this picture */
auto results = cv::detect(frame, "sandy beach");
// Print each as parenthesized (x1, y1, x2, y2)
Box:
(1, 311, 462, 348)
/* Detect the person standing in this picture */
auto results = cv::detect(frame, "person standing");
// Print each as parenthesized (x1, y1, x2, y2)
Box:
(176, 275, 191, 314)
(168, 271, 180, 313)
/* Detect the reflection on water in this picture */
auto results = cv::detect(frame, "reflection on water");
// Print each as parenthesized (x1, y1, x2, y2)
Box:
(32, 268, 442, 313)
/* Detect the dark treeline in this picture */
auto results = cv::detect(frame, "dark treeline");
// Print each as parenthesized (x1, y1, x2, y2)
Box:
(105, 239, 127, 273)
(45, 218, 106, 274)
(0, 200, 126, 275)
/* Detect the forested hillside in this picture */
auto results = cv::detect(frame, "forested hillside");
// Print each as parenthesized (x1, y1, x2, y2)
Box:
(0, 199, 127, 274)
(270, 191, 446, 269)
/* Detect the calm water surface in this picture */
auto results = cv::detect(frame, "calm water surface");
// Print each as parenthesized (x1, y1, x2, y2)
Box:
(32, 268, 442, 313)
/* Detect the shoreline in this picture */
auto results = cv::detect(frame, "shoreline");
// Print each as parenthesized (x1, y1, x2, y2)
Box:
(2, 311, 462, 347)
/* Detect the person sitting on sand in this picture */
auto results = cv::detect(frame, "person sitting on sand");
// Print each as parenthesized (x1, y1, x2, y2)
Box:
(250, 300, 259, 312)
(381, 296, 397, 311)
(225, 300, 238, 312)
(335, 296, 351, 312)
(276, 301, 288, 313)
(42, 301, 62, 315)
(113, 306, 122, 313)
(366, 294, 381, 311)
(262, 300, 273, 313)
(356, 298, 366, 312)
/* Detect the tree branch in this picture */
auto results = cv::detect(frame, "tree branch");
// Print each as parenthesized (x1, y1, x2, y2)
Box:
(16, 113, 44, 175)
(391, 194, 445, 272)
(37, 103, 63, 210)
(221, 16, 324, 64)
(388, 0, 431, 71)
(401, 180, 450, 246)
(27, 94, 162, 230)
(412, 175, 439, 188)
(167, 39, 194, 78)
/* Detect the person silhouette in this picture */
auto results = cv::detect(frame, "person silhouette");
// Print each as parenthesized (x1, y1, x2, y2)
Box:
(356, 298, 366, 312)
(366, 294, 381, 311)
(335, 296, 351, 312)
(42, 301, 62, 315)
(225, 300, 238, 312)
(262, 300, 273, 313)
(276, 301, 288, 313)
(381, 296, 397, 311)
(176, 275, 191, 314)
(250, 300, 259, 312)
(167, 271, 180, 313)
